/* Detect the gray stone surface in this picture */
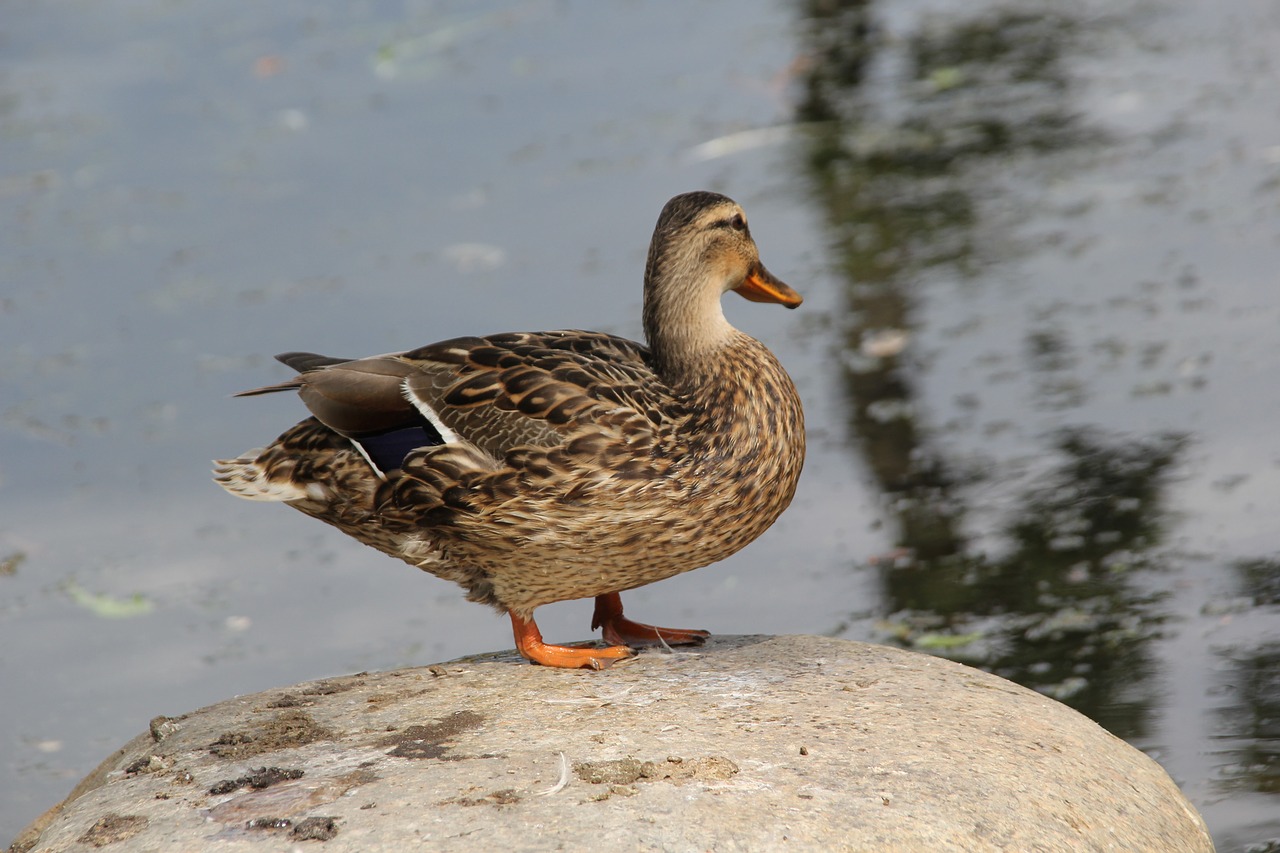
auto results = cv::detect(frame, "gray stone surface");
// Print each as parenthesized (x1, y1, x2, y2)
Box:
(11, 635, 1213, 852)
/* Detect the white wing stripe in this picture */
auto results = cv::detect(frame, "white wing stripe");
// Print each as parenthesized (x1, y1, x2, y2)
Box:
(402, 382, 459, 444)
(348, 438, 389, 480)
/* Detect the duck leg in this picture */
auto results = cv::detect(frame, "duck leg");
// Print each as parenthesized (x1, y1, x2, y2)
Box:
(509, 611, 634, 670)
(591, 592, 711, 647)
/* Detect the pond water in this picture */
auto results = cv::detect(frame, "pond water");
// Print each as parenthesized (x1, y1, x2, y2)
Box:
(3, 0, 1278, 848)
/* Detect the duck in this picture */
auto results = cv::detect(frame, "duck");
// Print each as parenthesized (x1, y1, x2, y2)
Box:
(214, 190, 805, 669)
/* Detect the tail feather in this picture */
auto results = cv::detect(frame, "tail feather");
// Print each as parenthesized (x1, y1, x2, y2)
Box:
(232, 352, 354, 397)
(214, 418, 375, 505)
(213, 453, 316, 502)
(275, 351, 354, 372)
(234, 379, 303, 398)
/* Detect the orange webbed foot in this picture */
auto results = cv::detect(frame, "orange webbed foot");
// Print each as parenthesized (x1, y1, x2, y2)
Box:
(591, 592, 711, 648)
(509, 611, 634, 670)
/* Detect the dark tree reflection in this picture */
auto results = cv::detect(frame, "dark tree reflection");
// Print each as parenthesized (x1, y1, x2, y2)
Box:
(1214, 643, 1280, 795)
(880, 429, 1183, 736)
(1211, 559, 1280, 795)
(790, 1, 1178, 738)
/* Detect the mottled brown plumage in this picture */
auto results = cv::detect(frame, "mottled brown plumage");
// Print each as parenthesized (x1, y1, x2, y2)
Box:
(214, 191, 805, 669)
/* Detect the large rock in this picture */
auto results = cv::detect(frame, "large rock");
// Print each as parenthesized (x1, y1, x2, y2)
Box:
(11, 635, 1212, 852)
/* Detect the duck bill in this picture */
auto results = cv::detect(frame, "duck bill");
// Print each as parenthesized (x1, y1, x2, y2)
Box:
(733, 262, 803, 308)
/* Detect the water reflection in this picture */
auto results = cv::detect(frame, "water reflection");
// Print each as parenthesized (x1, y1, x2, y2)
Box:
(880, 429, 1183, 738)
(791, 0, 1181, 735)
(1214, 642, 1280, 796)
(1213, 558, 1280, 796)
(795, 2, 1105, 560)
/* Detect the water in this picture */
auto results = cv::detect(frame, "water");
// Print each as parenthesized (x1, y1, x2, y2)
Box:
(2, 0, 1278, 848)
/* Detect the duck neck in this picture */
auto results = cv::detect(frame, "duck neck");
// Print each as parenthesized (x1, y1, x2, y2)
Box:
(643, 253, 738, 389)
(644, 289, 738, 390)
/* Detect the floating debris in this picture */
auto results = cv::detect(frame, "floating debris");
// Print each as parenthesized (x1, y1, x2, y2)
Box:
(63, 580, 154, 619)
(0, 551, 24, 576)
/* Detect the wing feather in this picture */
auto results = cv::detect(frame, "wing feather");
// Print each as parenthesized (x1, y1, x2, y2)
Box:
(400, 330, 681, 459)
(271, 330, 683, 465)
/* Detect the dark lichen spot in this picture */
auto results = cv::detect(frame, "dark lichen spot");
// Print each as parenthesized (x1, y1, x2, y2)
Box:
(302, 679, 358, 696)
(292, 816, 340, 840)
(124, 755, 169, 775)
(442, 789, 520, 807)
(209, 778, 240, 796)
(574, 756, 739, 786)
(209, 766, 305, 795)
(209, 710, 334, 759)
(381, 710, 484, 760)
(442, 752, 504, 761)
(208, 731, 254, 756)
(77, 814, 148, 847)
(247, 766, 305, 788)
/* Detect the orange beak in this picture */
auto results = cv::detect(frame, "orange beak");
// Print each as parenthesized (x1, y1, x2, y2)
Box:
(733, 262, 803, 308)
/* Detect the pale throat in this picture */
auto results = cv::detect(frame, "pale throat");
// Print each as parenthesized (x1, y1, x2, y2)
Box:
(645, 276, 745, 388)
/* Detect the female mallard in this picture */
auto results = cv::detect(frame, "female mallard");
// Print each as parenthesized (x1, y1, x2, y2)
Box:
(215, 191, 805, 669)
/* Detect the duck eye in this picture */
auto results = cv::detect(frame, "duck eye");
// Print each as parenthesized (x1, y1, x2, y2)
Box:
(729, 214, 746, 231)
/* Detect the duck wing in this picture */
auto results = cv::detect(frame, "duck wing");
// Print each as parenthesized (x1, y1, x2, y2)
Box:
(402, 330, 678, 460)
(243, 331, 679, 470)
